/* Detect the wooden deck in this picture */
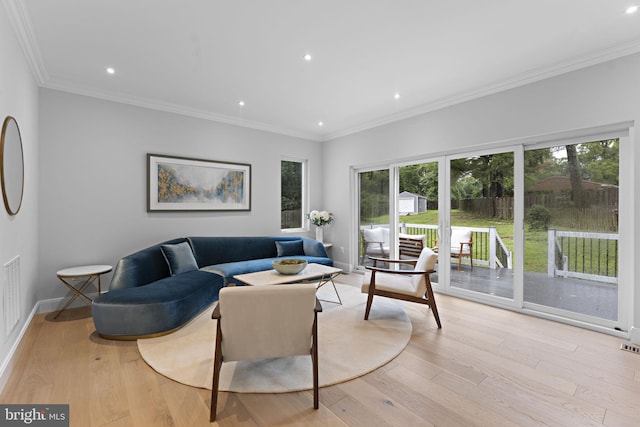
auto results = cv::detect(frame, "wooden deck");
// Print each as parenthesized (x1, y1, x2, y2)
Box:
(434, 262, 618, 321)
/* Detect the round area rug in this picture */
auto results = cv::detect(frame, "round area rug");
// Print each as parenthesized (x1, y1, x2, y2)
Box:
(137, 283, 412, 393)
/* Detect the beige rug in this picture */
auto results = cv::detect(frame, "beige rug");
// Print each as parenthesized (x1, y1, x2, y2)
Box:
(137, 283, 411, 393)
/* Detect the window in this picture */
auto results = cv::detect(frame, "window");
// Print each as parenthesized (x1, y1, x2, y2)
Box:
(281, 159, 305, 230)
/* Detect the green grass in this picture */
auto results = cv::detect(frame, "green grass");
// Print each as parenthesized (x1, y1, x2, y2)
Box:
(368, 209, 615, 274)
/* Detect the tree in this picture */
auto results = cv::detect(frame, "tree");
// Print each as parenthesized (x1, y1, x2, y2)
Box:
(566, 144, 586, 208)
(523, 148, 560, 191)
(451, 174, 482, 199)
(578, 139, 619, 185)
(360, 169, 389, 221)
(281, 161, 301, 210)
(454, 153, 514, 199)
(399, 163, 438, 200)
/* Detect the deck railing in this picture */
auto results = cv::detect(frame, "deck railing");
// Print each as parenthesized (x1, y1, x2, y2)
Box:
(399, 223, 512, 269)
(548, 229, 618, 284)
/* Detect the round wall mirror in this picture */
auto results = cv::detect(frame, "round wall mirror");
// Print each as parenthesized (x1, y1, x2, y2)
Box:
(1, 116, 25, 216)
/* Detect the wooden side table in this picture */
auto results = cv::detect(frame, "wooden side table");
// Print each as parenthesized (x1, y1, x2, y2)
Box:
(55, 264, 112, 318)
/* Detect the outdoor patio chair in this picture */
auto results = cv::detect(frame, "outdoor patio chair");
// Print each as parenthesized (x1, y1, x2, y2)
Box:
(399, 233, 426, 260)
(361, 247, 441, 328)
(360, 226, 390, 262)
(210, 283, 322, 422)
(434, 227, 473, 271)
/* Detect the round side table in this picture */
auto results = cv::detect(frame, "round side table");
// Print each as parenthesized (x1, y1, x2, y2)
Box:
(55, 264, 112, 319)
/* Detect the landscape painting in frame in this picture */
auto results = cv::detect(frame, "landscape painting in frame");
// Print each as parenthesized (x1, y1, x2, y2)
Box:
(148, 154, 251, 212)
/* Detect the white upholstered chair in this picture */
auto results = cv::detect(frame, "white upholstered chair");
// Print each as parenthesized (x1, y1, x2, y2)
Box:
(210, 283, 322, 422)
(361, 226, 390, 263)
(433, 227, 474, 271)
(449, 227, 473, 271)
(361, 247, 441, 328)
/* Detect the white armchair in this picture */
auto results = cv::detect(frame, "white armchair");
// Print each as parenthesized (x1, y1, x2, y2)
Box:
(361, 248, 441, 328)
(210, 283, 322, 422)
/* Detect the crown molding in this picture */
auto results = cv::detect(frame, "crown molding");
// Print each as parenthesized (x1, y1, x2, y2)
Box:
(4, 0, 321, 142)
(41, 79, 322, 142)
(322, 38, 640, 141)
(3, 0, 48, 84)
(6, 0, 640, 144)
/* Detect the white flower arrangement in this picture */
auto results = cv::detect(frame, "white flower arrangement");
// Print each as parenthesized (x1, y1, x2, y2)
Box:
(308, 210, 334, 227)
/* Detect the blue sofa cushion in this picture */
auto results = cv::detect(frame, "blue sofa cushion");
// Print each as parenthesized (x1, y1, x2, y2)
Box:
(109, 237, 188, 291)
(275, 240, 304, 257)
(161, 242, 198, 276)
(188, 236, 313, 266)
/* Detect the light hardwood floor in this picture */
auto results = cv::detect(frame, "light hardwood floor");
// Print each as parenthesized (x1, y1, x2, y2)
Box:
(2, 273, 640, 426)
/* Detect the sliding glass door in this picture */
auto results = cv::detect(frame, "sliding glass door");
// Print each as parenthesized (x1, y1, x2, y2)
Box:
(358, 168, 390, 267)
(398, 161, 440, 277)
(447, 152, 515, 301)
(523, 139, 620, 325)
(353, 127, 627, 332)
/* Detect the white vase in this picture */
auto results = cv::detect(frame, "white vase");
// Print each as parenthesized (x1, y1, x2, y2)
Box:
(315, 226, 324, 243)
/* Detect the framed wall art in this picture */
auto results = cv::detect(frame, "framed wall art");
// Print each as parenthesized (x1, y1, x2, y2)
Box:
(147, 154, 251, 212)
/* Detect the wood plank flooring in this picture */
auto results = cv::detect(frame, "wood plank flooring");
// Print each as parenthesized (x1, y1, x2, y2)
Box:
(2, 273, 640, 426)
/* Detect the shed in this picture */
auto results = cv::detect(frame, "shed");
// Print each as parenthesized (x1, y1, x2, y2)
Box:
(399, 191, 427, 215)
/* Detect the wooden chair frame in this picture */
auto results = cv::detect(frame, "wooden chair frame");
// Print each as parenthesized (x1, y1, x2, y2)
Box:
(210, 298, 323, 422)
(434, 231, 473, 271)
(364, 256, 441, 328)
(398, 234, 425, 260)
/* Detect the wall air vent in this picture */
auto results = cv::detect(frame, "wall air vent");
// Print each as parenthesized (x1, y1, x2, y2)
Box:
(3, 255, 20, 339)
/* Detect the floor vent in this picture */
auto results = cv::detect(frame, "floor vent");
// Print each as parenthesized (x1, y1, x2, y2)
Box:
(620, 343, 640, 355)
(3, 255, 20, 339)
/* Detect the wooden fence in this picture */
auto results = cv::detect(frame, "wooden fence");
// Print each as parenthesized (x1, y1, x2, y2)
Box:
(281, 209, 302, 229)
(452, 187, 618, 230)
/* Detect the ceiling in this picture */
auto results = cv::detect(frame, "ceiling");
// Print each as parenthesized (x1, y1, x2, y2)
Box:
(6, 0, 640, 141)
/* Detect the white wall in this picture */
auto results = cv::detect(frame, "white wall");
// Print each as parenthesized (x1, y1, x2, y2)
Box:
(324, 53, 640, 338)
(37, 90, 324, 301)
(0, 5, 40, 389)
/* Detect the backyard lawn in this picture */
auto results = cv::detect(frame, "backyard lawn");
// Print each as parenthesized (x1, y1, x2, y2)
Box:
(396, 209, 550, 273)
(366, 208, 618, 276)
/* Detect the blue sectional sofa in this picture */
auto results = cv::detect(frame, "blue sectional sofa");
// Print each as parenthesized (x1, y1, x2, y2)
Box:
(92, 236, 332, 339)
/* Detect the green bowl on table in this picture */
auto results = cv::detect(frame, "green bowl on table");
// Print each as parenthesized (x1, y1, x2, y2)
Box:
(272, 259, 308, 275)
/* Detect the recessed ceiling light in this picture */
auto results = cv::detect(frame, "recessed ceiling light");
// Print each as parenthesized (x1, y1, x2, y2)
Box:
(238, 101, 245, 107)
(394, 93, 400, 100)
(304, 54, 312, 61)
(626, 5, 638, 13)
(318, 121, 324, 127)
(106, 67, 115, 75)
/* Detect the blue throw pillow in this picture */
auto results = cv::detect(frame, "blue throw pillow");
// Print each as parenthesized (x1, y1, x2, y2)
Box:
(161, 242, 199, 276)
(275, 240, 305, 257)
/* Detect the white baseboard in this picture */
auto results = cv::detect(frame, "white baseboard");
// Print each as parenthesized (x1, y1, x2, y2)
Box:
(0, 302, 38, 394)
(333, 260, 353, 273)
(630, 326, 640, 344)
(35, 292, 99, 314)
